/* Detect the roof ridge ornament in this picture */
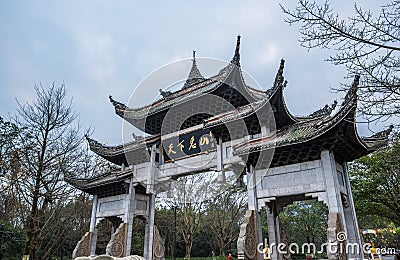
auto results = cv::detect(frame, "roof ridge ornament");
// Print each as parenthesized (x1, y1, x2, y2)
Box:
(231, 35, 241, 66)
(308, 100, 338, 117)
(132, 132, 144, 142)
(182, 50, 205, 89)
(274, 59, 285, 90)
(159, 88, 172, 98)
(368, 124, 394, 139)
(84, 134, 104, 148)
(342, 75, 360, 106)
(109, 95, 128, 110)
(218, 35, 242, 75)
(265, 59, 286, 96)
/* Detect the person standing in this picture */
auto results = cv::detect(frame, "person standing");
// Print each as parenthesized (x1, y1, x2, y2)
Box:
(264, 244, 271, 260)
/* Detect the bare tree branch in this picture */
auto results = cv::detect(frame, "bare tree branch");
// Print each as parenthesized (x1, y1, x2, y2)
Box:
(281, 0, 400, 126)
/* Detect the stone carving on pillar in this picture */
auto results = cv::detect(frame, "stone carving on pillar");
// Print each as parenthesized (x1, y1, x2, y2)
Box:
(72, 232, 92, 258)
(327, 213, 347, 260)
(278, 218, 291, 260)
(153, 225, 165, 260)
(106, 222, 128, 257)
(237, 210, 259, 260)
(75, 255, 145, 260)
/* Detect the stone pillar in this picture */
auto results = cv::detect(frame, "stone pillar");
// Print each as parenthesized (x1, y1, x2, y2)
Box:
(237, 210, 260, 260)
(90, 195, 99, 256)
(246, 166, 263, 260)
(125, 177, 136, 257)
(278, 217, 290, 260)
(147, 145, 156, 194)
(144, 194, 156, 260)
(217, 138, 225, 182)
(263, 200, 293, 260)
(266, 202, 280, 260)
(237, 165, 262, 260)
(144, 220, 149, 260)
(321, 150, 349, 260)
(246, 165, 257, 211)
(321, 151, 345, 219)
(342, 163, 363, 259)
(144, 145, 157, 260)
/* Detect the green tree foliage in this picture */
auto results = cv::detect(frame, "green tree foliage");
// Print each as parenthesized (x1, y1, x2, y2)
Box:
(0, 117, 25, 259)
(282, 0, 400, 123)
(155, 207, 175, 257)
(349, 135, 400, 226)
(130, 219, 146, 256)
(165, 173, 217, 259)
(0, 219, 24, 259)
(38, 194, 92, 258)
(202, 187, 247, 256)
(0, 117, 22, 223)
(279, 200, 328, 246)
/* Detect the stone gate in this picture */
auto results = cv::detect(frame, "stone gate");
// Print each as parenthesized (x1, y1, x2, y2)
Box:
(66, 36, 391, 260)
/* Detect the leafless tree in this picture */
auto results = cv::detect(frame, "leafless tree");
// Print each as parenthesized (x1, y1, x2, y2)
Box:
(11, 83, 86, 259)
(203, 186, 247, 256)
(164, 172, 219, 259)
(281, 0, 400, 125)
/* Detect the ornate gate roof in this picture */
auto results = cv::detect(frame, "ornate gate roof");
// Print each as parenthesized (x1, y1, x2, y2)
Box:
(66, 36, 392, 195)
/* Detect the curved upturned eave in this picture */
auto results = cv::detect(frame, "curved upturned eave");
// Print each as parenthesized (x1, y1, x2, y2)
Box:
(358, 125, 393, 151)
(65, 168, 132, 194)
(118, 75, 222, 118)
(87, 135, 160, 166)
(204, 97, 271, 128)
(234, 76, 386, 160)
(221, 63, 263, 103)
(360, 138, 389, 151)
(116, 68, 266, 120)
(233, 90, 362, 156)
(269, 82, 298, 128)
(113, 64, 267, 135)
(203, 74, 298, 130)
(233, 82, 388, 162)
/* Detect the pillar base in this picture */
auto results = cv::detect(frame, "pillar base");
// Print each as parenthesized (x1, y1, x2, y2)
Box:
(106, 222, 128, 257)
(73, 232, 93, 258)
(237, 210, 260, 260)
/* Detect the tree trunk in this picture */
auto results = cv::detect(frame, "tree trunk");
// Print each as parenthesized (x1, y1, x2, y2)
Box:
(24, 186, 40, 259)
(185, 243, 192, 259)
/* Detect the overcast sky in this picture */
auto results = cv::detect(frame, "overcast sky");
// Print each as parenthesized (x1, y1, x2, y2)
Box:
(0, 0, 388, 145)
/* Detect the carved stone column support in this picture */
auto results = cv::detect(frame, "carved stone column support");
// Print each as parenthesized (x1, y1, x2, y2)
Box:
(237, 210, 259, 260)
(327, 213, 347, 260)
(72, 232, 92, 258)
(153, 226, 165, 260)
(106, 222, 128, 257)
(278, 218, 290, 260)
(144, 193, 156, 260)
